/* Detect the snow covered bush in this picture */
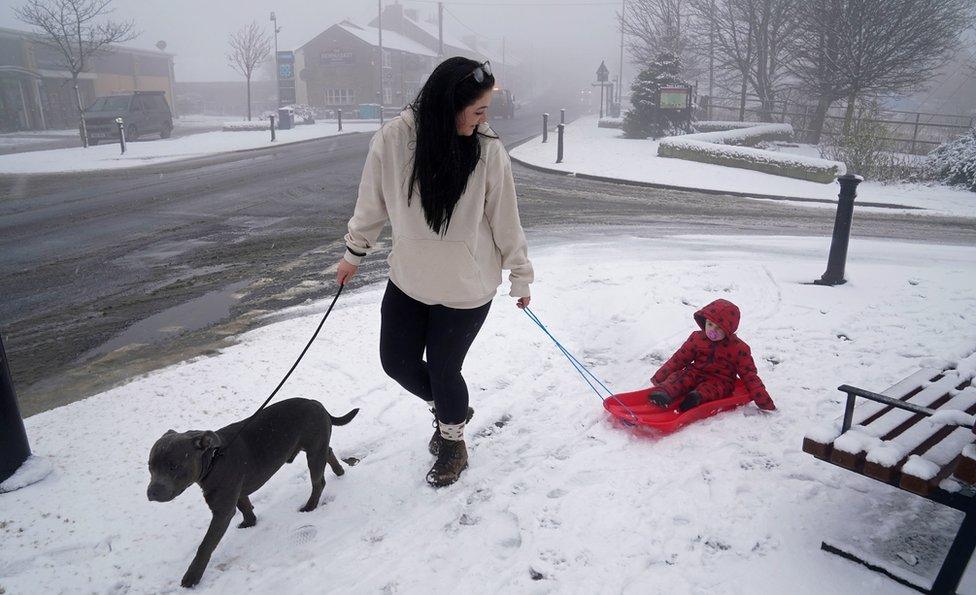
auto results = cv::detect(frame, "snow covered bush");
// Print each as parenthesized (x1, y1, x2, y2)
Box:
(623, 52, 689, 139)
(287, 104, 316, 125)
(927, 129, 976, 191)
(693, 121, 757, 133)
(222, 120, 270, 131)
(682, 123, 793, 147)
(598, 117, 623, 129)
(658, 123, 845, 183)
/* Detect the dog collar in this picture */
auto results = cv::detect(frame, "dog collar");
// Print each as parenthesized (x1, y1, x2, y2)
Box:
(199, 447, 221, 482)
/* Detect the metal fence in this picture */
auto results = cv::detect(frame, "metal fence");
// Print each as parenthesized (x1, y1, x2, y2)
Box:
(704, 98, 973, 156)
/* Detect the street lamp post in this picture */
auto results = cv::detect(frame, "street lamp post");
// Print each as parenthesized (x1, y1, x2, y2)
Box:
(378, 0, 384, 125)
(270, 12, 281, 107)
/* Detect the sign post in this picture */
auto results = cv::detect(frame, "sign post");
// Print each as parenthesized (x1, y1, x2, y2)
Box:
(596, 60, 610, 118)
(276, 51, 296, 107)
(657, 85, 693, 132)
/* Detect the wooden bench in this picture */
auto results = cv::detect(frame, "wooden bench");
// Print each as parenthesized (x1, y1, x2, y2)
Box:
(803, 362, 976, 594)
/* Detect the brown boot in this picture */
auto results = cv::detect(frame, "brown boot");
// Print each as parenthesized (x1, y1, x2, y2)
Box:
(426, 438, 468, 487)
(428, 406, 475, 456)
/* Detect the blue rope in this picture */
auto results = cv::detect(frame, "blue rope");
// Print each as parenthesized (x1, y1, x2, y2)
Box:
(522, 307, 611, 397)
(522, 307, 640, 423)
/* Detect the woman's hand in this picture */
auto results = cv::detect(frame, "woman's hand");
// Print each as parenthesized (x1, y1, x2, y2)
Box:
(337, 259, 358, 285)
(516, 296, 531, 309)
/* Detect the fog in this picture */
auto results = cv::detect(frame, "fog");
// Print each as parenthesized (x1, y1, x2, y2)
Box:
(1, 0, 626, 101)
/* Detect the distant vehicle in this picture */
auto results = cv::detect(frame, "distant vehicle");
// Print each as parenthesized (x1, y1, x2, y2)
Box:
(82, 91, 173, 144)
(491, 88, 516, 119)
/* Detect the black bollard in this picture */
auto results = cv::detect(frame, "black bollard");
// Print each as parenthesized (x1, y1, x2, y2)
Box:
(556, 123, 565, 164)
(0, 333, 32, 485)
(815, 174, 863, 286)
(269, 115, 276, 142)
(542, 113, 549, 143)
(560, 109, 565, 124)
(338, 108, 343, 133)
(115, 117, 126, 154)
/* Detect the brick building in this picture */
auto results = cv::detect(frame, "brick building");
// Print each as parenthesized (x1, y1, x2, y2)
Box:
(0, 27, 175, 132)
(295, 21, 439, 114)
(294, 4, 513, 116)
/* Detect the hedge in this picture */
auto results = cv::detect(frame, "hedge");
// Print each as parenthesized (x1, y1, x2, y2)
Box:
(658, 123, 844, 183)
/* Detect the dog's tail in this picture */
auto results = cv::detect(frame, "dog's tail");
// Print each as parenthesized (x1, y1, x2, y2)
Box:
(330, 408, 359, 427)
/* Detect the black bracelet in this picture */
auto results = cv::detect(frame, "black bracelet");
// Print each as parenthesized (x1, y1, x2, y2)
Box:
(346, 246, 366, 258)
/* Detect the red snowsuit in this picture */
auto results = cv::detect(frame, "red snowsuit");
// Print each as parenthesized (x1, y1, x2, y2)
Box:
(651, 299, 776, 410)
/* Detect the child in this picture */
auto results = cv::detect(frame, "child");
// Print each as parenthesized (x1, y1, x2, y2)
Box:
(648, 299, 776, 412)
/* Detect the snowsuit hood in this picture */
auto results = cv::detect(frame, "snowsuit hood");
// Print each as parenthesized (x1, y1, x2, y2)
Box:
(694, 299, 740, 336)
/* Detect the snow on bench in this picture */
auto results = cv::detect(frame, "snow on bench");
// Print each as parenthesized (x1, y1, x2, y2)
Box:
(953, 443, 976, 486)
(863, 388, 976, 483)
(803, 367, 943, 456)
(805, 355, 976, 594)
(802, 360, 976, 497)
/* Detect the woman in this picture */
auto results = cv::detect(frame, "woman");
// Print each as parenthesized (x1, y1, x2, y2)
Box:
(335, 57, 534, 487)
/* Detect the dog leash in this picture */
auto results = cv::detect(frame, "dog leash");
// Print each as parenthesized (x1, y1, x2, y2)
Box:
(200, 283, 345, 481)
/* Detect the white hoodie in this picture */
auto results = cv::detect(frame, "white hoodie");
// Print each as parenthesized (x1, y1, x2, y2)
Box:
(343, 109, 534, 309)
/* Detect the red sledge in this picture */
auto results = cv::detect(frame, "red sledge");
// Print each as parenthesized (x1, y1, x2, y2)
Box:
(603, 380, 753, 434)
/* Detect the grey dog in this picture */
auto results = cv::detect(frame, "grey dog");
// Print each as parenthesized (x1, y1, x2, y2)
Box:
(147, 397, 358, 588)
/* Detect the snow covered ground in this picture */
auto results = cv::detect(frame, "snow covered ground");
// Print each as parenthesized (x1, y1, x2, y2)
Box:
(0, 120, 379, 174)
(511, 116, 975, 218)
(0, 116, 230, 152)
(3, 234, 976, 594)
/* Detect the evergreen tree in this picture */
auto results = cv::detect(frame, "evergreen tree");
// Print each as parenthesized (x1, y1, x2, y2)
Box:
(623, 52, 688, 139)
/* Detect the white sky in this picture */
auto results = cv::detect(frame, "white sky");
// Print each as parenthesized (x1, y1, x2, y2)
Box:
(1, 0, 626, 85)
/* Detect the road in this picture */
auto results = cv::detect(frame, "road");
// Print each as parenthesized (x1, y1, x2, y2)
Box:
(2, 108, 974, 416)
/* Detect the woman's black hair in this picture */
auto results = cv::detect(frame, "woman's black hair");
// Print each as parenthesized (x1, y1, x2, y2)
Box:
(408, 56, 496, 235)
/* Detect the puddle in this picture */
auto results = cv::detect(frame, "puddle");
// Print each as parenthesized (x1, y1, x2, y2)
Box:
(119, 239, 215, 264)
(87, 280, 250, 359)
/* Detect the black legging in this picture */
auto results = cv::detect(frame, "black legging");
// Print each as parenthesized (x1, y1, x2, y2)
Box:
(379, 280, 491, 424)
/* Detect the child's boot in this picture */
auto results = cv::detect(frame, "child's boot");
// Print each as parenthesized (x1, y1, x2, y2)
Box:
(648, 389, 673, 408)
(678, 390, 702, 412)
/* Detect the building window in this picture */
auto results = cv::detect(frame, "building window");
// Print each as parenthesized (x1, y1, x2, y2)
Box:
(383, 87, 393, 105)
(382, 49, 392, 68)
(323, 89, 355, 105)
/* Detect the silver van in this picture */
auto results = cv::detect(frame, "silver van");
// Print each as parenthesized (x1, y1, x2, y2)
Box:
(83, 91, 173, 144)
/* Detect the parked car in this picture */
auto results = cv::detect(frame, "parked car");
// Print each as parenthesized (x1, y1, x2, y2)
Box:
(491, 88, 516, 119)
(82, 91, 173, 144)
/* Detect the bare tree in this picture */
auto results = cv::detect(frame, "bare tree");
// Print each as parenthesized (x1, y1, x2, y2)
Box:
(791, 0, 971, 142)
(623, 0, 702, 79)
(227, 21, 271, 121)
(749, 0, 799, 121)
(689, 0, 754, 119)
(14, 0, 136, 147)
(688, 0, 799, 121)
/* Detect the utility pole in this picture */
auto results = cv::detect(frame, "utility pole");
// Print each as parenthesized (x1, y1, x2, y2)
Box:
(708, 0, 714, 101)
(502, 37, 506, 83)
(618, 0, 625, 105)
(438, 2, 444, 56)
(378, 0, 384, 125)
(271, 12, 281, 107)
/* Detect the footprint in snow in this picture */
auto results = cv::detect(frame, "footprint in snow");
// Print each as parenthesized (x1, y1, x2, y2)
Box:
(287, 524, 319, 546)
(466, 486, 493, 505)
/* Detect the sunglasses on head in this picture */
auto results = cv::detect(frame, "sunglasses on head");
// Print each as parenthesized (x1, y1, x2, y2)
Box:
(463, 60, 492, 84)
